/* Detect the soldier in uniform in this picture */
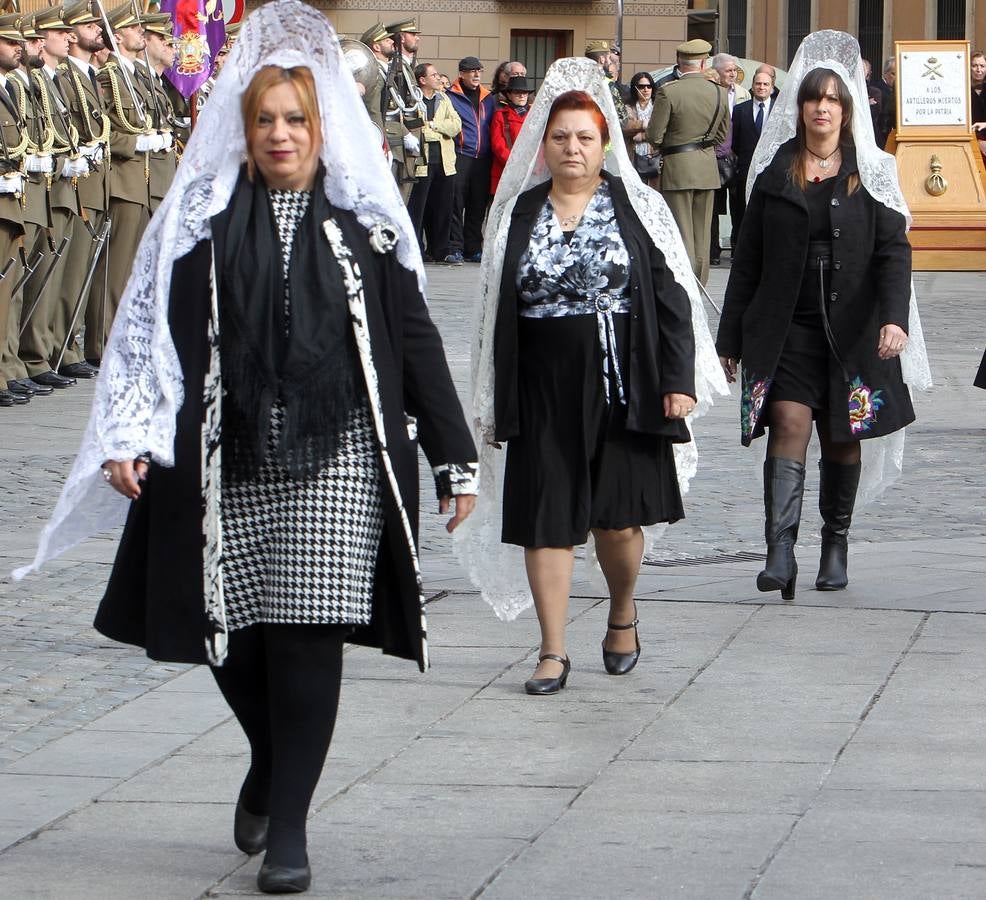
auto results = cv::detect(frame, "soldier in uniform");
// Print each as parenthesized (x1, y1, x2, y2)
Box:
(647, 38, 729, 285)
(0, 13, 29, 407)
(133, 11, 177, 213)
(586, 39, 629, 126)
(357, 21, 387, 140)
(386, 18, 425, 191)
(58, 0, 112, 373)
(90, 1, 158, 364)
(19, 6, 88, 388)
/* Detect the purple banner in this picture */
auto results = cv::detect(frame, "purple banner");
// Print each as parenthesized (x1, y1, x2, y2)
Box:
(161, 0, 226, 99)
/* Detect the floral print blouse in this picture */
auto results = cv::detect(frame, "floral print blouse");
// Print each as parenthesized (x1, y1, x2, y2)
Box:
(516, 181, 632, 404)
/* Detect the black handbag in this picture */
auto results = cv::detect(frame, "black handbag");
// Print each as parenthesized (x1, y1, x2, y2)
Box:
(717, 152, 739, 187)
(633, 151, 662, 179)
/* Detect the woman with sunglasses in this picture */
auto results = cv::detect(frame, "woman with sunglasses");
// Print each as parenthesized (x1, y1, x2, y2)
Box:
(627, 72, 660, 187)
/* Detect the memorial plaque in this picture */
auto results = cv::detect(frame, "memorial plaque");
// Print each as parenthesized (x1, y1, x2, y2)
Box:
(896, 41, 971, 138)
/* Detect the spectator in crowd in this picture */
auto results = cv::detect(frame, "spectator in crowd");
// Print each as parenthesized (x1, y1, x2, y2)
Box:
(861, 59, 884, 138)
(586, 39, 629, 125)
(626, 71, 660, 187)
(875, 57, 895, 149)
(609, 44, 631, 103)
(730, 68, 777, 242)
(438, 72, 451, 90)
(755, 62, 779, 100)
(489, 74, 531, 196)
(709, 53, 750, 266)
(970, 51, 986, 157)
(447, 56, 497, 262)
(407, 63, 462, 264)
(491, 60, 527, 101)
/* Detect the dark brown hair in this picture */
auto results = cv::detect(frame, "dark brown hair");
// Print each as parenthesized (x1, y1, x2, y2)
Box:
(790, 67, 860, 194)
(242, 66, 321, 181)
(544, 90, 609, 144)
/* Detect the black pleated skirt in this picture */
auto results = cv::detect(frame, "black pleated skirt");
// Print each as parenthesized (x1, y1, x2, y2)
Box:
(769, 266, 831, 412)
(501, 313, 683, 549)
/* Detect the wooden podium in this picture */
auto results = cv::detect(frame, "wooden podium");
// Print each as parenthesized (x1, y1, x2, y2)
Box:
(891, 41, 986, 271)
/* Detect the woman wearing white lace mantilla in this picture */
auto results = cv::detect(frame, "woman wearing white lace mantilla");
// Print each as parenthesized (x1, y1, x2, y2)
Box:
(457, 60, 728, 696)
(13, 3, 477, 894)
(716, 32, 931, 601)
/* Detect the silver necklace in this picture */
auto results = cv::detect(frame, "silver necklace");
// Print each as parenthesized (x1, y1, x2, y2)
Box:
(807, 146, 840, 169)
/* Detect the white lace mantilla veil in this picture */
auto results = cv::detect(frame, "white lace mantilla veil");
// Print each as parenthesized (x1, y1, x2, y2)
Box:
(13, 0, 422, 581)
(748, 31, 932, 504)
(453, 57, 730, 620)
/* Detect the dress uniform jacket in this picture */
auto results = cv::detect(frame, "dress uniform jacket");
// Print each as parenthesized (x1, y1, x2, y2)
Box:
(58, 57, 111, 213)
(134, 60, 177, 208)
(361, 65, 385, 139)
(98, 55, 155, 209)
(32, 68, 77, 214)
(647, 73, 729, 191)
(0, 95, 26, 384)
(6, 73, 51, 231)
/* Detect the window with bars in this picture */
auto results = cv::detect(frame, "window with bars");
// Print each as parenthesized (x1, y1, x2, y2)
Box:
(937, 0, 966, 39)
(727, 0, 747, 58)
(858, 0, 885, 75)
(510, 31, 571, 93)
(787, 0, 811, 66)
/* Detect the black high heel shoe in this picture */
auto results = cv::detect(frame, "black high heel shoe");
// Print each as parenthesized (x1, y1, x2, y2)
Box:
(524, 654, 571, 695)
(602, 610, 641, 675)
(257, 856, 311, 894)
(234, 799, 269, 855)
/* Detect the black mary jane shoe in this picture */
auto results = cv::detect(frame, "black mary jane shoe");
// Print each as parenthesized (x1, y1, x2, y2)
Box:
(233, 800, 269, 855)
(602, 611, 641, 676)
(524, 653, 571, 695)
(257, 857, 312, 894)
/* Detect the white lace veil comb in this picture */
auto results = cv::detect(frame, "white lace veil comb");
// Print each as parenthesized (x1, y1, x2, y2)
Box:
(14, 0, 422, 580)
(453, 57, 729, 620)
(747, 30, 931, 504)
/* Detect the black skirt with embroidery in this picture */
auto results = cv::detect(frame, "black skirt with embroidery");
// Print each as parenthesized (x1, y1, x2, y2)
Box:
(501, 313, 683, 549)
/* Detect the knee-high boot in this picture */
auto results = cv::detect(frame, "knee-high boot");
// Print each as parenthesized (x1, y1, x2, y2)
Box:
(757, 457, 805, 600)
(815, 459, 861, 591)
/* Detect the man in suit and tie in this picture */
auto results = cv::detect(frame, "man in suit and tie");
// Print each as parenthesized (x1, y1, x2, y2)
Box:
(730, 68, 776, 247)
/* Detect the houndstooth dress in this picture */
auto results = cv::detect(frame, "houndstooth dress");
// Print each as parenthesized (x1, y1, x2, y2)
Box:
(221, 188, 385, 630)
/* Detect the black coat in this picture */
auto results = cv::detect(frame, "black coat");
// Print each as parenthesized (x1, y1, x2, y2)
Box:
(731, 96, 775, 181)
(95, 205, 476, 671)
(716, 140, 915, 445)
(493, 172, 696, 443)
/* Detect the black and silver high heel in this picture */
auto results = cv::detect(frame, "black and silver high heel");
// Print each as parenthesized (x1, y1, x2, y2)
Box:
(524, 654, 571, 695)
(602, 610, 641, 675)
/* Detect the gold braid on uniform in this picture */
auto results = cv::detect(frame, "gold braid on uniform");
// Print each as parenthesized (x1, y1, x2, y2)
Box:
(1, 92, 30, 164)
(62, 64, 112, 146)
(31, 70, 77, 156)
(103, 63, 152, 134)
(13, 78, 55, 155)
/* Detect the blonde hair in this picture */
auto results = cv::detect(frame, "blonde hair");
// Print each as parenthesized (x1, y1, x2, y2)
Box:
(241, 66, 321, 181)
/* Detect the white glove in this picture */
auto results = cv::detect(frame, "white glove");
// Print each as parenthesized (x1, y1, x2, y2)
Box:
(25, 154, 54, 174)
(81, 143, 105, 165)
(402, 132, 420, 155)
(135, 133, 159, 152)
(161, 131, 174, 152)
(58, 158, 87, 179)
(0, 173, 23, 194)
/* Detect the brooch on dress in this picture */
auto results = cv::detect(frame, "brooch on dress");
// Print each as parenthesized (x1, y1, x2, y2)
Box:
(368, 222, 399, 254)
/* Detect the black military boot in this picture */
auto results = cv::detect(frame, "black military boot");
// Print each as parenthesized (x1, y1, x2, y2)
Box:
(756, 457, 805, 600)
(815, 459, 862, 591)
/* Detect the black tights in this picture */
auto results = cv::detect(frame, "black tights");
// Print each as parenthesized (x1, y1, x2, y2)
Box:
(765, 400, 860, 465)
(210, 624, 348, 867)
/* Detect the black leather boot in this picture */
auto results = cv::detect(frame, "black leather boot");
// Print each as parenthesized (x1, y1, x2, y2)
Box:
(757, 457, 805, 600)
(815, 459, 861, 591)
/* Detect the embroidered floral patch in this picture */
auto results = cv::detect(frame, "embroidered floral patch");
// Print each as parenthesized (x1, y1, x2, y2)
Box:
(741, 373, 772, 439)
(848, 376, 884, 434)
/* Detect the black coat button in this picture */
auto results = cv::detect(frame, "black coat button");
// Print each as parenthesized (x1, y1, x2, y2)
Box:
(834, 261, 841, 270)
(830, 292, 838, 302)
(831, 198, 840, 206)
(832, 228, 841, 238)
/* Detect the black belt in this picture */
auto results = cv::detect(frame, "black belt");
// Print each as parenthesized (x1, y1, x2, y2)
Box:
(661, 140, 716, 156)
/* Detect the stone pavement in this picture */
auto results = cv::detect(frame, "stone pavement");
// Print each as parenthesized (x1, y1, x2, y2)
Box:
(1, 263, 986, 899)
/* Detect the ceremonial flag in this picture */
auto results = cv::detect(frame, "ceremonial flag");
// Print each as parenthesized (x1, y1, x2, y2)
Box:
(161, 0, 226, 99)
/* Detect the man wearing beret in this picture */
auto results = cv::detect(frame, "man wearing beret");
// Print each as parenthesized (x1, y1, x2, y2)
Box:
(446, 56, 496, 262)
(646, 38, 729, 285)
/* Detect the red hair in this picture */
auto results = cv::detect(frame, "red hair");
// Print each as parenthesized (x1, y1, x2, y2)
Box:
(544, 90, 609, 144)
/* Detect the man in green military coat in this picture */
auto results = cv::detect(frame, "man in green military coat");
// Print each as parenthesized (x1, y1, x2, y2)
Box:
(647, 39, 729, 285)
